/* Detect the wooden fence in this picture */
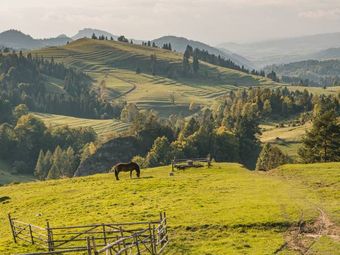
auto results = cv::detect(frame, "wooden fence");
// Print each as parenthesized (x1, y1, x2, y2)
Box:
(171, 157, 211, 171)
(9, 212, 168, 255)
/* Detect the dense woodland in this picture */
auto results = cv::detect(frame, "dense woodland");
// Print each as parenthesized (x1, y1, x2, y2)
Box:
(0, 52, 122, 118)
(120, 87, 340, 171)
(266, 59, 340, 87)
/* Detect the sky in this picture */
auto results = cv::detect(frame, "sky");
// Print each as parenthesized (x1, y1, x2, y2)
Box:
(1, 0, 340, 45)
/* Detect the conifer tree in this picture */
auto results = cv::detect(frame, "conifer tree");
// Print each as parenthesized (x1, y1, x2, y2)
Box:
(63, 147, 77, 177)
(193, 49, 199, 74)
(298, 110, 340, 162)
(34, 150, 45, 180)
(256, 143, 289, 171)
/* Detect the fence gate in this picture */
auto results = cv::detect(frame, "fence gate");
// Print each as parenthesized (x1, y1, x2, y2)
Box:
(8, 212, 168, 255)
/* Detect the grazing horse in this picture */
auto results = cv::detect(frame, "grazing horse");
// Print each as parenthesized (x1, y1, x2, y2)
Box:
(113, 162, 140, 180)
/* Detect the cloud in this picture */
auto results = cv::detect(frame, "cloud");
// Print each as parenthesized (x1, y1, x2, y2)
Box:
(299, 8, 340, 19)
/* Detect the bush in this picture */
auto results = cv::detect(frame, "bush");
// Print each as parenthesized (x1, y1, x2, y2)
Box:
(131, 155, 147, 168)
(12, 161, 30, 174)
(256, 144, 289, 171)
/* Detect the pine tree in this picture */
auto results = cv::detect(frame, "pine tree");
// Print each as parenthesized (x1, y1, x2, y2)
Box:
(47, 164, 61, 179)
(298, 110, 340, 162)
(193, 50, 199, 74)
(34, 150, 45, 180)
(63, 147, 77, 177)
(256, 143, 289, 171)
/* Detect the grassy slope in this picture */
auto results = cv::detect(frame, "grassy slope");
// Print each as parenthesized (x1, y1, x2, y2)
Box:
(260, 121, 312, 161)
(0, 160, 34, 185)
(32, 112, 130, 142)
(1, 162, 339, 254)
(32, 39, 279, 117)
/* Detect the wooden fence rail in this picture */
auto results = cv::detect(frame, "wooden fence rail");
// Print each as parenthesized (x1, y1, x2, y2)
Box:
(9, 212, 168, 255)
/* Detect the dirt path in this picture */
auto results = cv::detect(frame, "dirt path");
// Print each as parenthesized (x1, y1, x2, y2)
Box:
(275, 208, 339, 254)
(107, 73, 137, 99)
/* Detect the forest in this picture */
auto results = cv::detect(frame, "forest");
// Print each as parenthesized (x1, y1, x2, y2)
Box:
(0, 52, 123, 118)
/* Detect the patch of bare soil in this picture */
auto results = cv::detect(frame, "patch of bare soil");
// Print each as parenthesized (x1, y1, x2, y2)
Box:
(275, 208, 339, 254)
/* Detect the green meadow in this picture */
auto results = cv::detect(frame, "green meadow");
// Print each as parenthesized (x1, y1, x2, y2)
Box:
(32, 112, 130, 142)
(32, 38, 280, 117)
(1, 162, 339, 254)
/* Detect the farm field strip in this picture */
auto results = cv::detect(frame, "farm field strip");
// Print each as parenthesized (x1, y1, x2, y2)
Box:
(32, 112, 130, 140)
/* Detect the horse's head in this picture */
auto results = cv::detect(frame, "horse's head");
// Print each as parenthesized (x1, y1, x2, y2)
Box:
(136, 166, 141, 178)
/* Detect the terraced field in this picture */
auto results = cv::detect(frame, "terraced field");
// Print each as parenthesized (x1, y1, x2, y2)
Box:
(260, 122, 312, 161)
(32, 38, 280, 117)
(33, 112, 130, 141)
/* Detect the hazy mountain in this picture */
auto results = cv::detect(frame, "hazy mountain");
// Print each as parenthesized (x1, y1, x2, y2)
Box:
(152, 35, 255, 70)
(310, 47, 340, 60)
(72, 28, 118, 40)
(0, 29, 72, 50)
(0, 30, 42, 49)
(265, 59, 340, 86)
(218, 32, 340, 67)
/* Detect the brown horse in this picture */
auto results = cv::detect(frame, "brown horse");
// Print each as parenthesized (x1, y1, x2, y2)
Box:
(113, 162, 140, 180)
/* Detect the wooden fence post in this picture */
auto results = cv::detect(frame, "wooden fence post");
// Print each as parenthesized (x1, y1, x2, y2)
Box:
(8, 214, 17, 243)
(148, 223, 155, 255)
(46, 220, 54, 251)
(135, 234, 141, 255)
(120, 226, 128, 255)
(87, 236, 92, 255)
(91, 236, 98, 255)
(29, 224, 34, 244)
(102, 224, 107, 246)
(163, 212, 168, 242)
(152, 225, 157, 255)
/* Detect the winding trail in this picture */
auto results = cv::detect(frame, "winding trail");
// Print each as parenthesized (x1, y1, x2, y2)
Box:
(275, 208, 339, 254)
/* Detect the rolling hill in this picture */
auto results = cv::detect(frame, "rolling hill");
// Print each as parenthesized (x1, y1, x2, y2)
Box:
(0, 162, 339, 254)
(218, 32, 340, 67)
(0, 30, 71, 49)
(31, 38, 279, 117)
(152, 35, 255, 69)
(72, 28, 118, 40)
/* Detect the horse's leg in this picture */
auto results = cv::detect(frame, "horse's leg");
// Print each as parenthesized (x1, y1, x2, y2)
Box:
(115, 169, 119, 180)
(130, 170, 132, 179)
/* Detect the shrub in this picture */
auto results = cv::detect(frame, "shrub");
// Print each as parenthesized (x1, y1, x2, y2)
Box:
(256, 143, 289, 171)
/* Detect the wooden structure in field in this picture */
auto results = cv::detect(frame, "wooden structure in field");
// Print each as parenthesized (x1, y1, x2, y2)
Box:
(8, 212, 168, 255)
(171, 157, 212, 171)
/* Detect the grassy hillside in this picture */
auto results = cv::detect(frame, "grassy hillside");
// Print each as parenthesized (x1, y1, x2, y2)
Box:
(260, 122, 312, 161)
(33, 112, 130, 142)
(1, 162, 339, 254)
(0, 160, 34, 185)
(31, 38, 279, 117)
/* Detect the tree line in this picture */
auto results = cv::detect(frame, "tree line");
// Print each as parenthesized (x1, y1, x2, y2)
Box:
(0, 52, 123, 119)
(0, 102, 97, 177)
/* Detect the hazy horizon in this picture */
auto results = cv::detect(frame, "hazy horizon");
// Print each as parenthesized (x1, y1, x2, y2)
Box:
(1, 0, 340, 45)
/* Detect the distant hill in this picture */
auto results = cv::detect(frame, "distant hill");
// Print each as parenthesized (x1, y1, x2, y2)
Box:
(72, 28, 118, 40)
(0, 29, 72, 49)
(153, 35, 255, 70)
(218, 32, 340, 67)
(265, 59, 340, 86)
(32, 38, 277, 117)
(310, 47, 340, 60)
